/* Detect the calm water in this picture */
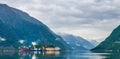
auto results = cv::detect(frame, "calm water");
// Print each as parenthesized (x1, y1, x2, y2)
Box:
(0, 50, 119, 59)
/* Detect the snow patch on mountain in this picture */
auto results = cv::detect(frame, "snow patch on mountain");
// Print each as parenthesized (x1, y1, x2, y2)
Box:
(0, 37, 6, 41)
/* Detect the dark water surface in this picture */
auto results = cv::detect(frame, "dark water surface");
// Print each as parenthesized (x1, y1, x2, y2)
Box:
(0, 50, 119, 59)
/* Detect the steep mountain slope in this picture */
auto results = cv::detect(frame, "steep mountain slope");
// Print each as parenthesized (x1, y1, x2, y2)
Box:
(0, 4, 71, 50)
(59, 33, 94, 50)
(92, 25, 120, 51)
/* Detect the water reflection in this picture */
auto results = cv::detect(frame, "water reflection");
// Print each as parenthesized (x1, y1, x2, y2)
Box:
(19, 51, 61, 59)
(0, 50, 120, 59)
(108, 53, 120, 59)
(61, 51, 111, 59)
(19, 51, 60, 56)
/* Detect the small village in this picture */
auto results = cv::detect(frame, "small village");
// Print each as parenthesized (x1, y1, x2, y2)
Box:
(19, 44, 61, 52)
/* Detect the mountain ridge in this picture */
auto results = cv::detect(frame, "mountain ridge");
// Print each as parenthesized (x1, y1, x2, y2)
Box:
(59, 33, 94, 50)
(0, 4, 71, 50)
(91, 25, 120, 51)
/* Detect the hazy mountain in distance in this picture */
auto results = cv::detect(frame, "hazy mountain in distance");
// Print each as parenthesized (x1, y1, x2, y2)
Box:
(90, 40, 99, 47)
(58, 33, 94, 50)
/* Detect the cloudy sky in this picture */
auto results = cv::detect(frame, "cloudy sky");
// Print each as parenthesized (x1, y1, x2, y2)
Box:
(1, 0, 120, 42)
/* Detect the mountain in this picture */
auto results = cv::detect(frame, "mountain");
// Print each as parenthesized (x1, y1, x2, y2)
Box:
(59, 33, 94, 50)
(91, 25, 120, 51)
(0, 4, 71, 50)
(90, 40, 99, 47)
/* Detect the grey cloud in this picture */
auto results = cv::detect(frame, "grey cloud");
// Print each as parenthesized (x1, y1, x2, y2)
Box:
(1, 0, 120, 41)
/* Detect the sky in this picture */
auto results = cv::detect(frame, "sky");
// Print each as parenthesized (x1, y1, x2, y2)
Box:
(1, 0, 120, 42)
